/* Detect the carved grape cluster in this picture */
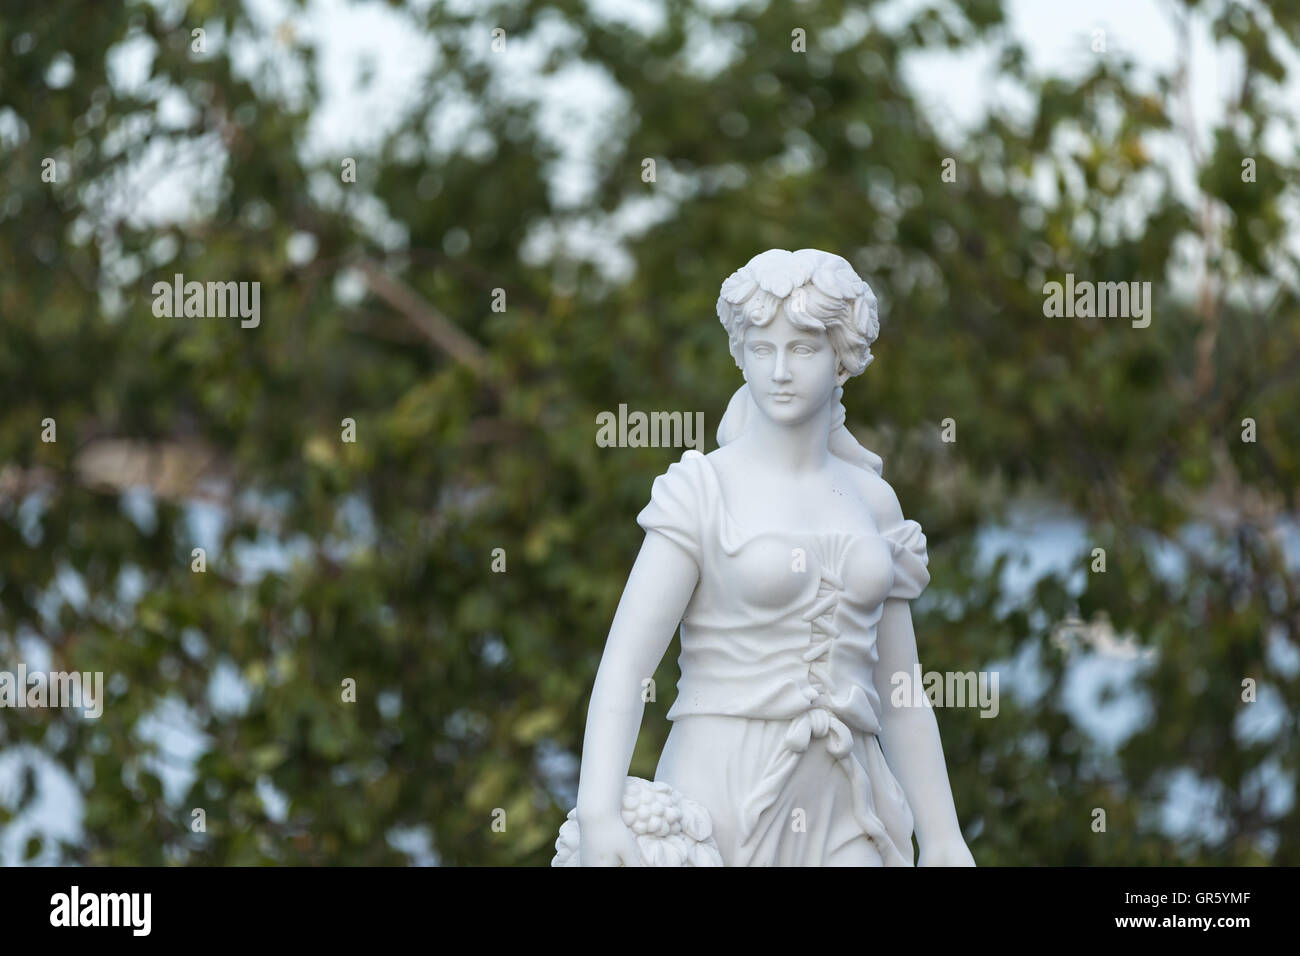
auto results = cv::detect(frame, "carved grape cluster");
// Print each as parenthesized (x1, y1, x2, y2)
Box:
(622, 779, 681, 837)
(551, 777, 723, 866)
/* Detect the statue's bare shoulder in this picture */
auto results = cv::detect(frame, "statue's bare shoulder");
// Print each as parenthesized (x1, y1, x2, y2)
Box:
(840, 457, 906, 531)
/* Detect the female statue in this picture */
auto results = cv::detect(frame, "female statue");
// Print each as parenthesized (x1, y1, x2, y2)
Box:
(558, 249, 974, 867)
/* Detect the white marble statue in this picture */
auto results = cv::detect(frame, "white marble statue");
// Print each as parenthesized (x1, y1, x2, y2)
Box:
(555, 248, 975, 867)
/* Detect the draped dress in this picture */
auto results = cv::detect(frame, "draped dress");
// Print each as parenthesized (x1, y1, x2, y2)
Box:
(638, 449, 931, 866)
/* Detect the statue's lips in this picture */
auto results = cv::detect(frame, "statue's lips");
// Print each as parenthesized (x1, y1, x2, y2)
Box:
(770, 391, 797, 402)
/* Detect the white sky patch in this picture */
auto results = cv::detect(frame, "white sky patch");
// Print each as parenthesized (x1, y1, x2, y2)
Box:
(105, 31, 157, 93)
(134, 696, 212, 805)
(297, 0, 437, 158)
(1242, 757, 1295, 821)
(587, 0, 667, 35)
(0, 746, 84, 865)
(1060, 652, 1156, 751)
(1155, 767, 1230, 844)
(1233, 682, 1289, 745)
(974, 509, 1089, 612)
(387, 824, 440, 865)
(209, 658, 254, 718)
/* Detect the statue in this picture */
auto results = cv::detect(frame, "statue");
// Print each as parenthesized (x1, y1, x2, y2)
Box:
(553, 249, 975, 867)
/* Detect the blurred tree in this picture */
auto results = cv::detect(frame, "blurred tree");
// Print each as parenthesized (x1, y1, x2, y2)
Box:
(0, 0, 1296, 865)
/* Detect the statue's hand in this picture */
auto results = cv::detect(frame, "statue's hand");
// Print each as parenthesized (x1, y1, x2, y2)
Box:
(577, 812, 643, 867)
(918, 837, 975, 867)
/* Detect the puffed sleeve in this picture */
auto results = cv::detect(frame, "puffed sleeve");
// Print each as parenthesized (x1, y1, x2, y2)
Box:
(882, 519, 930, 600)
(636, 450, 704, 566)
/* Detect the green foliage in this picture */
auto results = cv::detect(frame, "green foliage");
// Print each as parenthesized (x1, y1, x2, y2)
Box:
(0, 0, 1296, 865)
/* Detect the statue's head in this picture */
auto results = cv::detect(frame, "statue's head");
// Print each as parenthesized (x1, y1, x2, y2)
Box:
(715, 249, 879, 430)
(716, 248, 880, 382)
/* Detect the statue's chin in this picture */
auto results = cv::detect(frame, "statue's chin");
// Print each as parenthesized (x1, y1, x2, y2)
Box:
(752, 395, 835, 429)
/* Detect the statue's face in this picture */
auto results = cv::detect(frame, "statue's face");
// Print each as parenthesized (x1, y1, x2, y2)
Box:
(742, 305, 847, 426)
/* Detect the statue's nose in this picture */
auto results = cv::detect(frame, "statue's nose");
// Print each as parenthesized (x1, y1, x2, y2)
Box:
(772, 353, 792, 381)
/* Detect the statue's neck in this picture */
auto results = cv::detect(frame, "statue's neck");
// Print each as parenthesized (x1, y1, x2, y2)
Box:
(737, 400, 835, 474)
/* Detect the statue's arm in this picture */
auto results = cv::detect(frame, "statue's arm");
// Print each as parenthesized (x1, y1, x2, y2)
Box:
(872, 597, 974, 865)
(574, 530, 699, 825)
(859, 468, 974, 865)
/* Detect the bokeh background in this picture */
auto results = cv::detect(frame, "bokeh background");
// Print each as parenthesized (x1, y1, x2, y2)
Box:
(1, 0, 1298, 866)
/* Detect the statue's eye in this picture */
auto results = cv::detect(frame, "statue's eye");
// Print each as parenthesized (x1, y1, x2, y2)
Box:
(794, 345, 814, 356)
(751, 345, 772, 356)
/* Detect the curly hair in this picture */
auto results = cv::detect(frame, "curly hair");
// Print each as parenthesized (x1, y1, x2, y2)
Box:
(716, 248, 880, 377)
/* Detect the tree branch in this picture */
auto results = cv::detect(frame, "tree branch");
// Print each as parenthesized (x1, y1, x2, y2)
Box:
(357, 258, 494, 381)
